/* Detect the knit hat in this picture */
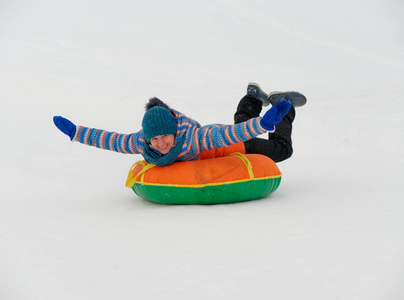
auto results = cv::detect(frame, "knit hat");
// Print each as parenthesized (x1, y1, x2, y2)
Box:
(142, 106, 178, 141)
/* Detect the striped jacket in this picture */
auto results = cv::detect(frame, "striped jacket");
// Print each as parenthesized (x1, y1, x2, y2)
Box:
(74, 108, 268, 162)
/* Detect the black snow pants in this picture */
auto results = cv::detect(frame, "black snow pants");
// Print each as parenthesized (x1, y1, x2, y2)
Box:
(234, 95, 295, 163)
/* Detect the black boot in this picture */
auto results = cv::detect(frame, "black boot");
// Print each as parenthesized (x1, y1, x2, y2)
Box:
(268, 91, 307, 107)
(246, 83, 270, 106)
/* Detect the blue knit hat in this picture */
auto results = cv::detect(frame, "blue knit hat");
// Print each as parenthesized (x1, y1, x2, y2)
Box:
(142, 106, 178, 141)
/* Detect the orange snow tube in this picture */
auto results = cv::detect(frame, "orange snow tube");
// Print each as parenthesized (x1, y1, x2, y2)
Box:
(126, 152, 282, 205)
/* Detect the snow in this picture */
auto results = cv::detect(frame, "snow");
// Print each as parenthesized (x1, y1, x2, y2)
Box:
(1, 0, 404, 299)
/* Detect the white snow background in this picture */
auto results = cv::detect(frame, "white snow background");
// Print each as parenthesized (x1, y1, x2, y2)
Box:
(1, 0, 404, 299)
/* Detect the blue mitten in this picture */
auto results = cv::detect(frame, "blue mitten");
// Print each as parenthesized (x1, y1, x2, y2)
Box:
(260, 100, 292, 131)
(53, 116, 77, 140)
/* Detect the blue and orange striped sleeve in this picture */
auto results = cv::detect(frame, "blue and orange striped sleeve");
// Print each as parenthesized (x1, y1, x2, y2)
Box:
(194, 117, 267, 152)
(74, 126, 144, 154)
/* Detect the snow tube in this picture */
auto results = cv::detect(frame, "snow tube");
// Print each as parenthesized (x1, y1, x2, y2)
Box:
(125, 153, 282, 205)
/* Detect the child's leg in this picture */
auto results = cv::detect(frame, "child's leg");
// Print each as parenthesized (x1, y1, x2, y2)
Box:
(234, 95, 263, 123)
(244, 107, 295, 162)
(234, 95, 295, 163)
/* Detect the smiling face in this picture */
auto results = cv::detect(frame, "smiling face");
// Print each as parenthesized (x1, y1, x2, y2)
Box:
(149, 134, 175, 155)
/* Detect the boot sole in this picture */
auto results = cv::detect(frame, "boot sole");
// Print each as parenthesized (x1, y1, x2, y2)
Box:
(268, 91, 307, 107)
(247, 82, 270, 106)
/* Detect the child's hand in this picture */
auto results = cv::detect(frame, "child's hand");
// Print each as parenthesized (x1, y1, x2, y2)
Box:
(260, 101, 292, 131)
(53, 116, 77, 140)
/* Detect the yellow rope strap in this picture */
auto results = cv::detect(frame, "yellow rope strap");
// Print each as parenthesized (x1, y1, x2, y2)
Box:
(125, 161, 156, 188)
(230, 152, 254, 179)
(126, 152, 254, 188)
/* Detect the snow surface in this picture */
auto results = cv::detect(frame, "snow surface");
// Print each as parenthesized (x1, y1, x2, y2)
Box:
(1, 0, 404, 299)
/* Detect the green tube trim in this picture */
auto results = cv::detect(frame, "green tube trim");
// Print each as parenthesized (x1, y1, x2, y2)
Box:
(131, 177, 281, 205)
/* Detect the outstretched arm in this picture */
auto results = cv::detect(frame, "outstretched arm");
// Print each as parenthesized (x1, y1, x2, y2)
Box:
(53, 116, 144, 154)
(193, 100, 291, 151)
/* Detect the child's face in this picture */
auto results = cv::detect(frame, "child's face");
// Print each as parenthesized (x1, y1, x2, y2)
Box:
(149, 134, 175, 155)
